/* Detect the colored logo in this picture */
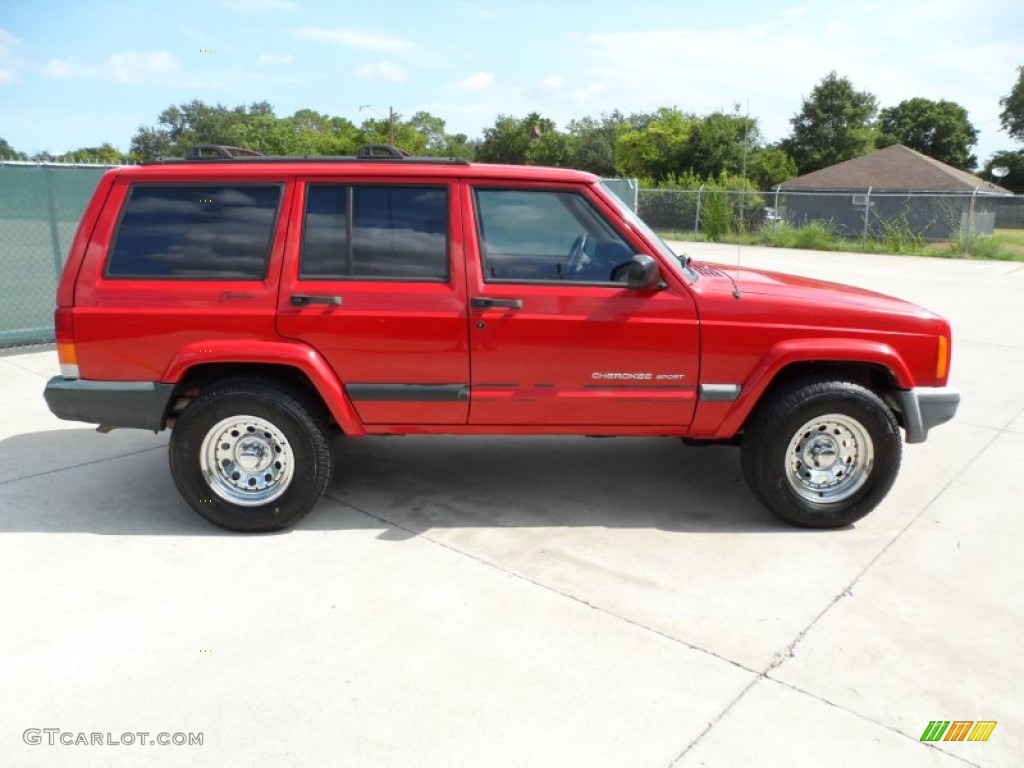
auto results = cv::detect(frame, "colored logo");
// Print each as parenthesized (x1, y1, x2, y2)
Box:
(920, 721, 996, 742)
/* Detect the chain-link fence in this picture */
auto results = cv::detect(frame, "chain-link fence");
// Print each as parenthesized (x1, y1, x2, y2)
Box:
(639, 187, 1024, 254)
(0, 162, 113, 348)
(2, 167, 1022, 348)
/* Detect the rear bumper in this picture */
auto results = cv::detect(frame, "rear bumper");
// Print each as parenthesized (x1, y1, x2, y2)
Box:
(896, 386, 960, 444)
(43, 377, 175, 431)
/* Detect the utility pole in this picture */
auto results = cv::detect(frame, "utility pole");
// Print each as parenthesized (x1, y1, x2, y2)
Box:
(359, 104, 396, 145)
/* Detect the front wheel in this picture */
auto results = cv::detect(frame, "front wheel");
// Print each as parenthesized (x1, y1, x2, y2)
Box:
(169, 379, 333, 532)
(741, 379, 901, 528)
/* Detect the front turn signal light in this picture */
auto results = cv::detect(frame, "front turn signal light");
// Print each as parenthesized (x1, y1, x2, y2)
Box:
(935, 335, 949, 381)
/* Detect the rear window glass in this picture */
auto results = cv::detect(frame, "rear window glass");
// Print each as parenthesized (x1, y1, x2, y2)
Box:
(106, 184, 282, 279)
(301, 185, 448, 280)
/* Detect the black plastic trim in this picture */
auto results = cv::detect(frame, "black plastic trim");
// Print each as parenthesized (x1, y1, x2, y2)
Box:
(346, 383, 469, 402)
(43, 377, 175, 431)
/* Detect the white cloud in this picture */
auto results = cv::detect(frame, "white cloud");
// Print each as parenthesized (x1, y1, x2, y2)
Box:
(221, 0, 298, 9)
(456, 1, 494, 19)
(540, 74, 564, 89)
(0, 27, 22, 85)
(458, 71, 495, 90)
(43, 58, 77, 78)
(355, 61, 406, 83)
(291, 27, 412, 53)
(106, 51, 179, 83)
(571, 82, 606, 103)
(40, 50, 180, 83)
(258, 53, 294, 66)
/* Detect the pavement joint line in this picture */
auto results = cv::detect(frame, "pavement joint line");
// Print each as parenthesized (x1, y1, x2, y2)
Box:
(956, 338, 1024, 350)
(0, 357, 53, 377)
(760, 677, 984, 768)
(323, 490, 764, 676)
(762, 421, 1000, 678)
(668, 424, 1004, 764)
(325, 491, 981, 767)
(667, 676, 760, 767)
(659, 417, 1003, 765)
(667, 676, 982, 768)
(0, 445, 165, 487)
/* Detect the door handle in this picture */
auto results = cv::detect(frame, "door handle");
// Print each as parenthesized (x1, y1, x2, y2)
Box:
(291, 294, 342, 306)
(471, 297, 523, 309)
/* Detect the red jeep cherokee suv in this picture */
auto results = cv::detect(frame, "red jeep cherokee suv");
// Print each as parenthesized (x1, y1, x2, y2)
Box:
(44, 144, 959, 532)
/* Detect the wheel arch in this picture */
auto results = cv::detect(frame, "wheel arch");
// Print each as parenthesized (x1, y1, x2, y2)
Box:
(714, 340, 913, 440)
(162, 342, 365, 436)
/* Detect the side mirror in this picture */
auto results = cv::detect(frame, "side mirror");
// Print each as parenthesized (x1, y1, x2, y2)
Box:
(625, 254, 661, 290)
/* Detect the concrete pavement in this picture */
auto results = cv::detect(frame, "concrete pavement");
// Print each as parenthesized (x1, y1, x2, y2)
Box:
(0, 245, 1020, 767)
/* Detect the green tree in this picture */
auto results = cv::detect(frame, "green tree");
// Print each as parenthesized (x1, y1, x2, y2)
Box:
(63, 143, 125, 164)
(0, 137, 27, 160)
(476, 113, 555, 164)
(614, 108, 695, 181)
(877, 97, 978, 170)
(982, 149, 1024, 193)
(686, 111, 760, 179)
(748, 146, 798, 188)
(359, 112, 428, 155)
(999, 65, 1024, 142)
(783, 71, 878, 173)
(130, 100, 275, 159)
(565, 113, 638, 176)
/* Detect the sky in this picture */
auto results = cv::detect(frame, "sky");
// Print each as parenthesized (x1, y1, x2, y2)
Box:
(1, 0, 1022, 167)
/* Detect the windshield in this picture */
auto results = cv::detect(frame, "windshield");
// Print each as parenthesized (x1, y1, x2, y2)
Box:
(598, 181, 695, 280)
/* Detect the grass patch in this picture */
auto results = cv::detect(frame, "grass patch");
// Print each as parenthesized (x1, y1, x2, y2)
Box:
(656, 224, 1024, 261)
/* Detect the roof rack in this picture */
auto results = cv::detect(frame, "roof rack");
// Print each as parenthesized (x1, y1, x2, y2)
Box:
(189, 144, 265, 159)
(144, 144, 470, 166)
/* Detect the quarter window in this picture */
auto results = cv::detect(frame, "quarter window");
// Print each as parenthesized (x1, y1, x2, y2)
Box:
(473, 188, 634, 283)
(301, 185, 448, 280)
(107, 184, 281, 279)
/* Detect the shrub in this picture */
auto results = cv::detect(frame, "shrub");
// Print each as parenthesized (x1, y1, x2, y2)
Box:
(701, 192, 733, 241)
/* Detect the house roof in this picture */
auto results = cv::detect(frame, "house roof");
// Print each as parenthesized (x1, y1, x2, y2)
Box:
(778, 144, 1010, 194)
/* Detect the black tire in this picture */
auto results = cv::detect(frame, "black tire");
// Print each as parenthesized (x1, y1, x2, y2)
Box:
(169, 379, 333, 532)
(741, 379, 901, 528)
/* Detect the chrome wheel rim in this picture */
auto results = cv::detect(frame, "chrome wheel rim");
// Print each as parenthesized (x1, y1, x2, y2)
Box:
(785, 413, 874, 503)
(200, 415, 294, 506)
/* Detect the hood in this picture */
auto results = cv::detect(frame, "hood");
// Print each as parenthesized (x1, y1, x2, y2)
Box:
(689, 261, 934, 316)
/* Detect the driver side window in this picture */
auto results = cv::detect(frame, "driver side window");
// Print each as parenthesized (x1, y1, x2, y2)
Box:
(473, 188, 633, 283)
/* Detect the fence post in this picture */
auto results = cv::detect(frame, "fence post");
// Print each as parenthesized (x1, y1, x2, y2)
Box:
(42, 166, 65, 279)
(862, 186, 872, 241)
(695, 184, 704, 236)
(963, 186, 979, 256)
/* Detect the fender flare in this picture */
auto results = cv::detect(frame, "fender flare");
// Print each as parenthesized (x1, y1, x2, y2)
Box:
(712, 338, 913, 439)
(162, 339, 366, 436)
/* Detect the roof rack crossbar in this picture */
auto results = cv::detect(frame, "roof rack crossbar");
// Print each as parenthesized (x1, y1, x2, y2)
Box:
(188, 145, 265, 159)
(357, 144, 409, 159)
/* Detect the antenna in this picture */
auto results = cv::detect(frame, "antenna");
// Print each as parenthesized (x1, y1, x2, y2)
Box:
(733, 101, 751, 300)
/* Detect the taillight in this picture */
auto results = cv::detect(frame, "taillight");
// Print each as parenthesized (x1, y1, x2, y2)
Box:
(54, 308, 79, 378)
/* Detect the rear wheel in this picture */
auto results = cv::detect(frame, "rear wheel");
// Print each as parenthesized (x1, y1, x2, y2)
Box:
(169, 379, 333, 532)
(741, 379, 901, 528)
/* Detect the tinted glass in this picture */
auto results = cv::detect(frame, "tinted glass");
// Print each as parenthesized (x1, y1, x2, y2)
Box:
(301, 185, 448, 280)
(474, 188, 633, 283)
(107, 185, 281, 279)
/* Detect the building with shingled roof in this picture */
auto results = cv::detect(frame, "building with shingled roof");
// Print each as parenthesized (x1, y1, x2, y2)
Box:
(774, 144, 1011, 240)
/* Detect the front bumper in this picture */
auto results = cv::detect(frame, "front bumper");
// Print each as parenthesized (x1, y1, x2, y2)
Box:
(896, 386, 960, 444)
(43, 377, 175, 431)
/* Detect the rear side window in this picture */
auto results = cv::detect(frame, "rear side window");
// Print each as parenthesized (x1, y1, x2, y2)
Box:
(300, 185, 448, 280)
(106, 184, 282, 279)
